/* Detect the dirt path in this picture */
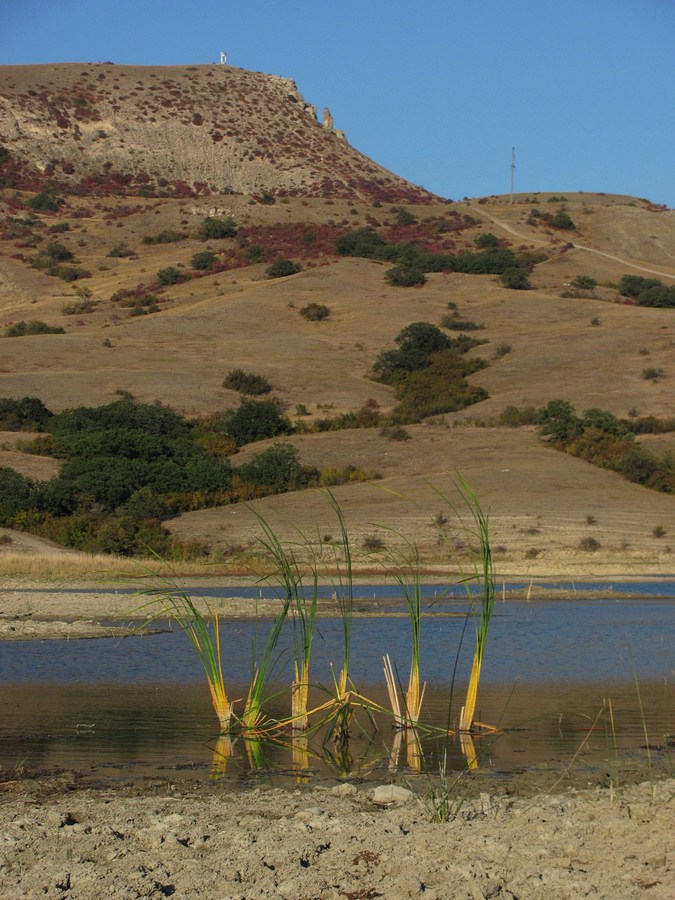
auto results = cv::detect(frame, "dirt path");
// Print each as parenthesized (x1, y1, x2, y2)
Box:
(470, 205, 675, 279)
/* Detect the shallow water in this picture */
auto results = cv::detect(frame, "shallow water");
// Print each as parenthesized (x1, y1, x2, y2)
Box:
(1, 595, 673, 785)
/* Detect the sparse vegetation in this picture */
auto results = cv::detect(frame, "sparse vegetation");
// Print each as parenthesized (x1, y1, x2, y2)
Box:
(142, 230, 187, 245)
(222, 369, 273, 395)
(300, 302, 331, 321)
(579, 536, 601, 551)
(5, 320, 66, 337)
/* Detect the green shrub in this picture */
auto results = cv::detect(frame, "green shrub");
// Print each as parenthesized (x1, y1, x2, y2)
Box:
(222, 369, 273, 395)
(200, 217, 237, 239)
(374, 322, 452, 380)
(220, 397, 292, 446)
(244, 244, 264, 263)
(266, 258, 301, 278)
(27, 192, 63, 212)
(500, 267, 531, 290)
(300, 303, 331, 321)
(474, 233, 500, 249)
(43, 241, 73, 262)
(498, 405, 538, 427)
(643, 367, 664, 381)
(0, 396, 53, 430)
(236, 443, 305, 493)
(440, 313, 484, 331)
(396, 208, 417, 226)
(551, 211, 575, 230)
(0, 467, 35, 524)
(5, 320, 66, 337)
(571, 275, 597, 294)
(191, 250, 216, 270)
(385, 264, 426, 287)
(62, 298, 97, 315)
(107, 242, 135, 258)
(142, 230, 186, 245)
(380, 425, 411, 441)
(619, 275, 675, 308)
(579, 536, 601, 551)
(156, 266, 182, 285)
(50, 264, 91, 282)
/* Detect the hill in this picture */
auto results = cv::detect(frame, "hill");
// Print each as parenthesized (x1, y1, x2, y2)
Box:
(0, 63, 434, 203)
(0, 64, 673, 577)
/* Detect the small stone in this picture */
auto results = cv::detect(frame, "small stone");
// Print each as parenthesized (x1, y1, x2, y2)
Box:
(294, 806, 325, 822)
(331, 783, 357, 797)
(372, 785, 414, 806)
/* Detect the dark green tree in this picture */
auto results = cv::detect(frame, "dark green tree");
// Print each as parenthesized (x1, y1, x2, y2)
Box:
(266, 258, 301, 278)
(191, 250, 216, 270)
(237, 443, 306, 492)
(537, 400, 583, 443)
(200, 217, 237, 239)
(221, 398, 292, 447)
(500, 267, 531, 290)
(156, 266, 182, 285)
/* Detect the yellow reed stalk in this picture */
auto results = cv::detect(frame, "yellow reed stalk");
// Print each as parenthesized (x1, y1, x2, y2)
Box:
(210, 733, 235, 780)
(406, 728, 423, 772)
(383, 654, 404, 728)
(291, 733, 311, 783)
(405, 660, 426, 727)
(291, 659, 311, 731)
(459, 731, 478, 770)
(459, 653, 482, 732)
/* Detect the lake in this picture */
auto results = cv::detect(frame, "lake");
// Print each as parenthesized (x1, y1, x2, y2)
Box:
(1, 588, 672, 787)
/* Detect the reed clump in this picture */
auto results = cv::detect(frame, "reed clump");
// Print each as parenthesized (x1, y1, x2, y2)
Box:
(136, 483, 499, 768)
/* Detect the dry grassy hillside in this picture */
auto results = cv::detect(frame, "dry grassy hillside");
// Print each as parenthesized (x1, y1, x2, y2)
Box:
(0, 63, 673, 575)
(0, 63, 433, 202)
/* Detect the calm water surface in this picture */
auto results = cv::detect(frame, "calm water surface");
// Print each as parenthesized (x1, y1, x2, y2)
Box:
(1, 592, 672, 785)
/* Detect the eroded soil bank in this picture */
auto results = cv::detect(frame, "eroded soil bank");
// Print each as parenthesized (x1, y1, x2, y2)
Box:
(0, 774, 672, 899)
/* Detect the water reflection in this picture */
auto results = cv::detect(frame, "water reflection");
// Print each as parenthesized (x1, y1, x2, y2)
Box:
(0, 678, 670, 785)
(1, 598, 672, 785)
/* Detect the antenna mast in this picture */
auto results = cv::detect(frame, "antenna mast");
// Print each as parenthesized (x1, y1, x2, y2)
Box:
(510, 147, 516, 204)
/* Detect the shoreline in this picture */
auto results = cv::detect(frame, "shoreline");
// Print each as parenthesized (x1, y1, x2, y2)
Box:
(1, 579, 673, 640)
(0, 774, 672, 898)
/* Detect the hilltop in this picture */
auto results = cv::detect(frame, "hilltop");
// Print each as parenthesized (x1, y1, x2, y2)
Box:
(0, 63, 434, 203)
(0, 64, 673, 577)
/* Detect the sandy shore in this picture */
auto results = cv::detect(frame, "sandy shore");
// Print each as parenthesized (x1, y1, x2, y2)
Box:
(0, 774, 672, 899)
(1, 578, 672, 641)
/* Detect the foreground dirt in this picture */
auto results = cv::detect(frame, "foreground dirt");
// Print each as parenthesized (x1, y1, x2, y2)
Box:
(0, 776, 672, 899)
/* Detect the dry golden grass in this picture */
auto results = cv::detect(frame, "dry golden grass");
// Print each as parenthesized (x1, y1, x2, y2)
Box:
(0, 186, 673, 577)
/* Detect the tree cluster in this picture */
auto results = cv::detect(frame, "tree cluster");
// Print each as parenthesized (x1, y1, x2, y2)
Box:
(619, 275, 675, 308)
(537, 400, 673, 492)
(373, 322, 488, 422)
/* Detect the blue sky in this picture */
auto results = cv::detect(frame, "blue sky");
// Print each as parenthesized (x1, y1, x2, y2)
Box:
(2, 0, 674, 206)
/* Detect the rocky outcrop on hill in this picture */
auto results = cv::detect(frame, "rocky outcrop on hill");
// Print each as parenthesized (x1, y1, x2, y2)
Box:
(0, 63, 435, 202)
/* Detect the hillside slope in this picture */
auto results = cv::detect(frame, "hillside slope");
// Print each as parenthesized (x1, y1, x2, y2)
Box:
(0, 63, 434, 202)
(0, 62, 673, 574)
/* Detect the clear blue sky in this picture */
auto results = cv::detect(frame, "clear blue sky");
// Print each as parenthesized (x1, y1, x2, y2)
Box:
(2, 0, 674, 207)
